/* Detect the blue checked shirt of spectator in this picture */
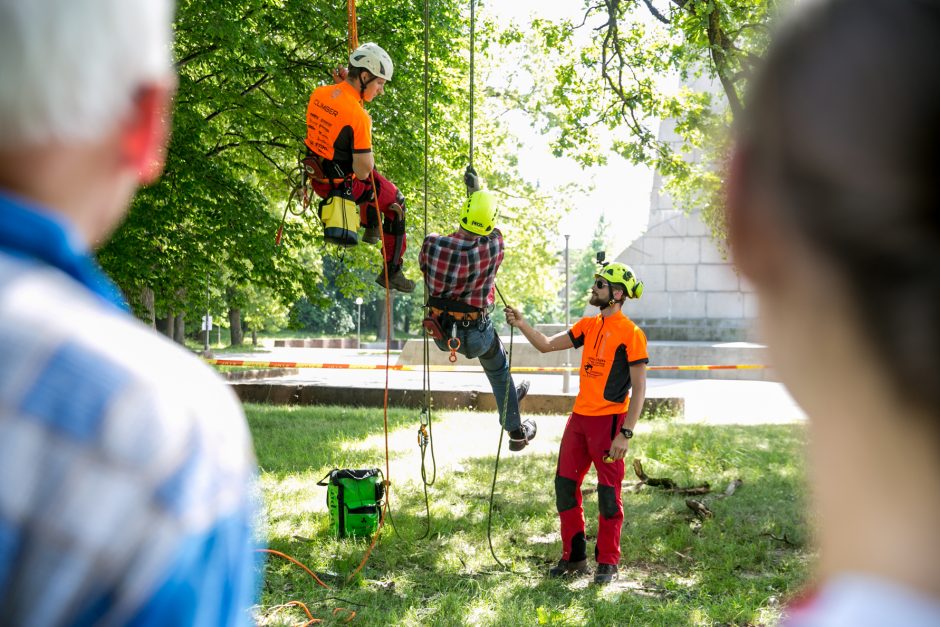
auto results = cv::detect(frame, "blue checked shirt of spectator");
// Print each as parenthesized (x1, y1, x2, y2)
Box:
(419, 228, 504, 309)
(0, 192, 262, 626)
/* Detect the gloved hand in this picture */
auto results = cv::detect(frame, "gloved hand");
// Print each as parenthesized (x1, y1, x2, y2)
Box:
(464, 165, 481, 195)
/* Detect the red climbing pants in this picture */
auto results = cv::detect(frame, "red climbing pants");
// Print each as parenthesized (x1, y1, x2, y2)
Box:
(555, 411, 626, 566)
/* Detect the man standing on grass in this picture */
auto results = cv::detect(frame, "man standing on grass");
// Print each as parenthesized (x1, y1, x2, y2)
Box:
(505, 262, 648, 584)
(0, 0, 260, 624)
(420, 169, 536, 451)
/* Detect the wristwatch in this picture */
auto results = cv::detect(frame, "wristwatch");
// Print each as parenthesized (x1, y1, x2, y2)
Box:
(620, 427, 633, 439)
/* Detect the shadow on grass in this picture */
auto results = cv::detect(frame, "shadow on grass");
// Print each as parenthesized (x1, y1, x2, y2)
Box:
(246, 403, 421, 476)
(254, 418, 811, 626)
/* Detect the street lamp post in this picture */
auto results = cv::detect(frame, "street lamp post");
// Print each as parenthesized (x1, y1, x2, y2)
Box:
(563, 234, 571, 393)
(355, 297, 363, 349)
(203, 271, 210, 354)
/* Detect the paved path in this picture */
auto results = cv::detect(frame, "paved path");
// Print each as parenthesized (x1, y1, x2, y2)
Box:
(221, 346, 805, 425)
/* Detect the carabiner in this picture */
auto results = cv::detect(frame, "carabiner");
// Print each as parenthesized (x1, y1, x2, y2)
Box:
(447, 325, 460, 362)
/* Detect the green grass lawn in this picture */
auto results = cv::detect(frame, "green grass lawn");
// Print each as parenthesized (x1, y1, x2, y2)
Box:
(246, 404, 812, 626)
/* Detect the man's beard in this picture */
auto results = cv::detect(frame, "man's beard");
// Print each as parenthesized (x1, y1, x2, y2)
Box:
(589, 293, 609, 308)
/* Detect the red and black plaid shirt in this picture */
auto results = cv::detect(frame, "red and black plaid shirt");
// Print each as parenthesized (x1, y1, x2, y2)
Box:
(419, 228, 504, 309)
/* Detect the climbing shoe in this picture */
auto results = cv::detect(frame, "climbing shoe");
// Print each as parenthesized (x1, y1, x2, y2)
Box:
(593, 563, 618, 584)
(516, 380, 530, 403)
(508, 418, 537, 452)
(375, 268, 415, 293)
(548, 558, 590, 578)
(362, 223, 382, 245)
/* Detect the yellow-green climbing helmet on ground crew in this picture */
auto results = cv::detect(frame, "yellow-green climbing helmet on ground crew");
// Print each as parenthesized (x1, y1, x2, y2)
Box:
(459, 190, 498, 236)
(596, 262, 644, 299)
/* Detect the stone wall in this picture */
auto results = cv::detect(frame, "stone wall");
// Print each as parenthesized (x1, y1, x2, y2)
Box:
(610, 118, 759, 341)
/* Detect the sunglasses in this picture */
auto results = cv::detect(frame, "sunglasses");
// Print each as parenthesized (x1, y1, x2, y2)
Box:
(594, 279, 608, 290)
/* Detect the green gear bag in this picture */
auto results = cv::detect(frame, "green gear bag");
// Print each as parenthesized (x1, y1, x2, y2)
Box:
(317, 468, 384, 538)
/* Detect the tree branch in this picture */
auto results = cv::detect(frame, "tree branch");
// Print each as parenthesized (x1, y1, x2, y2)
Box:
(176, 45, 220, 69)
(706, 3, 744, 119)
(641, 0, 670, 24)
(206, 139, 292, 159)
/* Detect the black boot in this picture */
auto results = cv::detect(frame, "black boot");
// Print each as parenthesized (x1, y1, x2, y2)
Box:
(508, 418, 537, 452)
(593, 563, 618, 584)
(375, 266, 415, 293)
(548, 558, 590, 578)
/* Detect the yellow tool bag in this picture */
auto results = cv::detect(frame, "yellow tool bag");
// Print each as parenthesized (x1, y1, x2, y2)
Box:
(318, 192, 359, 247)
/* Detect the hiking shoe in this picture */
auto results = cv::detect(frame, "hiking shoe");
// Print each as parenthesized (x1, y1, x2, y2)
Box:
(508, 419, 537, 452)
(593, 563, 618, 584)
(375, 268, 415, 293)
(516, 380, 530, 403)
(362, 223, 382, 245)
(548, 558, 590, 578)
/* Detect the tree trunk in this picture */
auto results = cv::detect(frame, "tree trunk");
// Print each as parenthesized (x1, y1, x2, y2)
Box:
(229, 308, 243, 346)
(140, 287, 156, 328)
(251, 328, 258, 346)
(157, 314, 175, 340)
(377, 292, 394, 341)
(174, 312, 185, 344)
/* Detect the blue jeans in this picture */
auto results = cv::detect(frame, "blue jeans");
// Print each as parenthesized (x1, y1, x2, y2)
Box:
(434, 316, 521, 432)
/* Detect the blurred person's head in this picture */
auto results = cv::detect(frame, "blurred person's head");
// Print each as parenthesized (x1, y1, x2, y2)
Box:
(0, 0, 176, 245)
(728, 0, 940, 595)
(729, 0, 940, 423)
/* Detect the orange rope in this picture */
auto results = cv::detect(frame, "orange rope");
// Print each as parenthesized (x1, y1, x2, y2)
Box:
(258, 549, 331, 589)
(347, 0, 359, 52)
(287, 601, 318, 624)
(334, 607, 358, 623)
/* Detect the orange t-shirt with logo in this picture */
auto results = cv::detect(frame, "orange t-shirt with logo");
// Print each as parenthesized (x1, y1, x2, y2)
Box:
(568, 311, 649, 416)
(304, 81, 372, 171)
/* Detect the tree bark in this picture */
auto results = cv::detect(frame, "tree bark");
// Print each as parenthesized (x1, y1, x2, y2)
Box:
(376, 292, 394, 341)
(229, 308, 244, 346)
(251, 328, 258, 346)
(174, 312, 185, 344)
(402, 306, 411, 336)
(140, 287, 156, 328)
(156, 314, 175, 339)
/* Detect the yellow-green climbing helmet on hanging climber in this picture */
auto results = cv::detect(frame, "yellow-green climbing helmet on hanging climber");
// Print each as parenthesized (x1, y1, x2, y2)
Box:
(459, 190, 498, 236)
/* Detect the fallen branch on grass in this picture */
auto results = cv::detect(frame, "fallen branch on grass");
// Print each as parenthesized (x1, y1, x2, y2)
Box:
(686, 499, 714, 519)
(720, 479, 744, 498)
(632, 459, 711, 494)
(761, 531, 800, 547)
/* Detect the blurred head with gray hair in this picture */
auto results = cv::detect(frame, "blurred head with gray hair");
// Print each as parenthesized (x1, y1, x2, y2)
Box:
(0, 0, 176, 244)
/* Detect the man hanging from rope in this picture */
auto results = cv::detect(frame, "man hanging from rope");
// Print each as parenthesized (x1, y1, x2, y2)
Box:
(304, 42, 415, 293)
(419, 168, 537, 451)
(505, 263, 648, 584)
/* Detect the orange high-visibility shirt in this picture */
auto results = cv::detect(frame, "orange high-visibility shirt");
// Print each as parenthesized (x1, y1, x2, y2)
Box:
(568, 311, 649, 416)
(304, 81, 372, 170)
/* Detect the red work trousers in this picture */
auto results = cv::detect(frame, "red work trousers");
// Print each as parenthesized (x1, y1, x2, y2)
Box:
(312, 169, 407, 268)
(555, 411, 626, 566)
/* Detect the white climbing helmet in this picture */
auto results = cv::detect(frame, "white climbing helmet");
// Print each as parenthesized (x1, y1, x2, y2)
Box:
(349, 42, 394, 81)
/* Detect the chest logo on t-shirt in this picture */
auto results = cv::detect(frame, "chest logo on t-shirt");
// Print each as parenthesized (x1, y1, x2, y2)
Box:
(584, 356, 607, 377)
